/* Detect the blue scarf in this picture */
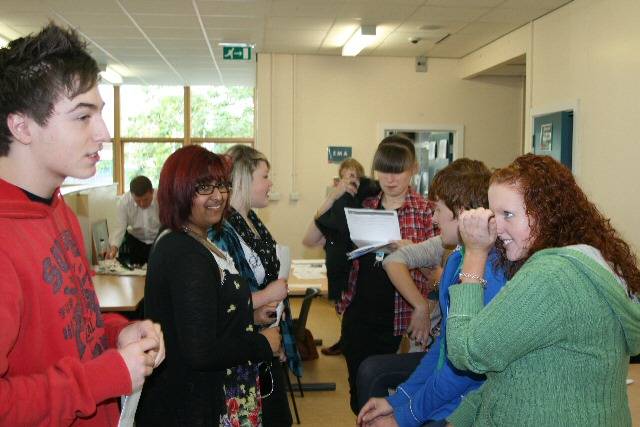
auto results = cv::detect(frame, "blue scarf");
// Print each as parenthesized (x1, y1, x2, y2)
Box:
(211, 216, 303, 377)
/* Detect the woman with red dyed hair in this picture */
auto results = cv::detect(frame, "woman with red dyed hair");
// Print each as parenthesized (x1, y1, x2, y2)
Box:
(136, 145, 282, 427)
(443, 154, 640, 426)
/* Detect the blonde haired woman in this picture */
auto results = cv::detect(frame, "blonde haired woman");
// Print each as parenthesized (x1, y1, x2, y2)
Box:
(212, 145, 299, 427)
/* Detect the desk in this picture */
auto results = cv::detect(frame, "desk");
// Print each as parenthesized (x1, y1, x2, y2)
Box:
(288, 259, 328, 297)
(287, 260, 335, 392)
(93, 274, 145, 312)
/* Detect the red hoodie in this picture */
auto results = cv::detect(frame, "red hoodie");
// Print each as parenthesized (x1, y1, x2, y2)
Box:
(0, 179, 132, 426)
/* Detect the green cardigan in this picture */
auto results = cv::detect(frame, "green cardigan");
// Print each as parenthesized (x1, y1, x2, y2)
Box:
(446, 246, 640, 426)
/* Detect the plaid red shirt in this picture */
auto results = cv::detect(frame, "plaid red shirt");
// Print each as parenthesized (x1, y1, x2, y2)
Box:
(336, 189, 438, 335)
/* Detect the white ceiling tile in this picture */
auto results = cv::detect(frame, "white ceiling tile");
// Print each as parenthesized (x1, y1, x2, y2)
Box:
(426, 33, 495, 57)
(203, 16, 264, 29)
(455, 22, 518, 37)
(320, 20, 361, 48)
(116, 52, 166, 60)
(151, 39, 210, 49)
(426, 0, 504, 7)
(501, 0, 572, 9)
(118, 59, 169, 68)
(119, 0, 196, 15)
(355, 0, 425, 4)
(426, 41, 477, 57)
(373, 32, 436, 56)
(216, 64, 255, 72)
(0, 0, 52, 13)
(1, 13, 61, 27)
(91, 38, 151, 49)
(339, 2, 419, 21)
(267, 16, 334, 31)
(143, 27, 204, 39)
(365, 23, 407, 50)
(161, 46, 212, 55)
(165, 57, 214, 65)
(197, 0, 269, 17)
(6, 25, 52, 36)
(264, 29, 326, 44)
(478, 7, 551, 23)
(411, 6, 491, 22)
(81, 27, 143, 39)
(270, 1, 347, 18)
(395, 20, 466, 37)
(1, 0, 573, 85)
(261, 44, 320, 54)
(62, 13, 133, 28)
(208, 28, 264, 39)
(132, 14, 200, 28)
(45, 0, 123, 14)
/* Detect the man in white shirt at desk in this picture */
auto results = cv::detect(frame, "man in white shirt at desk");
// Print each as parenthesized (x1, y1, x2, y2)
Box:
(107, 175, 160, 265)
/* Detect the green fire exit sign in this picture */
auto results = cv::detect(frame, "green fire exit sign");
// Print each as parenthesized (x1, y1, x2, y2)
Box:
(223, 46, 252, 60)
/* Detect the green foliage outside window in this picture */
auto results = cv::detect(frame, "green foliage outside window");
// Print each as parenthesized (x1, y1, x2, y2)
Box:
(124, 86, 253, 138)
(123, 86, 254, 187)
(124, 143, 181, 188)
(191, 86, 254, 138)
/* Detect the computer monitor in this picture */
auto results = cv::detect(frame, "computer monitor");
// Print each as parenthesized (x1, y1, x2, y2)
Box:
(91, 219, 109, 264)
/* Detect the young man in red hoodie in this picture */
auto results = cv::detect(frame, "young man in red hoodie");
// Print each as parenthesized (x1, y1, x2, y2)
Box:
(0, 24, 165, 426)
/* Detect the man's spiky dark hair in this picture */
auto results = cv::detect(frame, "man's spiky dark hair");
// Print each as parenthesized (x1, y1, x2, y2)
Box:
(0, 23, 99, 156)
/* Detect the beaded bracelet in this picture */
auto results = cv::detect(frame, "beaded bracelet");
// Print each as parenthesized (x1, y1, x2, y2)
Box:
(458, 272, 487, 287)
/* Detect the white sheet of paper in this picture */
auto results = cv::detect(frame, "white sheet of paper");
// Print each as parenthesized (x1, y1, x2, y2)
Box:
(95, 260, 146, 276)
(276, 244, 291, 279)
(118, 389, 142, 427)
(269, 301, 285, 328)
(344, 208, 401, 258)
(346, 243, 391, 260)
(290, 260, 326, 279)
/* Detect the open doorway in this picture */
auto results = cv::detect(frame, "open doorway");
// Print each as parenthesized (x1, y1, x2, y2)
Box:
(380, 124, 464, 198)
(532, 110, 574, 170)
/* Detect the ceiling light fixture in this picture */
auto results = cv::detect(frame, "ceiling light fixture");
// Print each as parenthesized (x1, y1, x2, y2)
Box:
(100, 65, 123, 85)
(341, 25, 377, 57)
(218, 42, 255, 48)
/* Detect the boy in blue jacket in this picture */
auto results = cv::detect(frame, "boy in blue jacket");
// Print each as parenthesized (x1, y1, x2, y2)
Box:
(357, 158, 507, 427)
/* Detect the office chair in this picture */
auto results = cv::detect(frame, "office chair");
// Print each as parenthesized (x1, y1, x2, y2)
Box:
(283, 286, 320, 424)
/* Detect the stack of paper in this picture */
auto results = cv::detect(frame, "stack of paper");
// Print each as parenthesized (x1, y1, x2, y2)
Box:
(344, 208, 401, 259)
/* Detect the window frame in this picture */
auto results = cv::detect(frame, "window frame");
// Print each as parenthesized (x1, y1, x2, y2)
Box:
(109, 85, 254, 194)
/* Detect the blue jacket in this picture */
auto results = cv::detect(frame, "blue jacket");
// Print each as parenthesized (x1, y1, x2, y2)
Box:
(387, 248, 506, 426)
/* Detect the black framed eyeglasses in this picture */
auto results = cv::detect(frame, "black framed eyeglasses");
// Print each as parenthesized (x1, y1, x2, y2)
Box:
(195, 182, 232, 195)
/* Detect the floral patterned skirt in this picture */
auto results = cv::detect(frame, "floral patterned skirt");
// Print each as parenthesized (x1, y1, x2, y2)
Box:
(220, 362, 262, 427)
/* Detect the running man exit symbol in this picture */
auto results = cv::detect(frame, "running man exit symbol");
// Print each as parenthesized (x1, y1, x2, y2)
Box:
(222, 46, 252, 60)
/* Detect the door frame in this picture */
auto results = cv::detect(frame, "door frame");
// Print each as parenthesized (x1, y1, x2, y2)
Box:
(530, 99, 580, 175)
(377, 123, 464, 160)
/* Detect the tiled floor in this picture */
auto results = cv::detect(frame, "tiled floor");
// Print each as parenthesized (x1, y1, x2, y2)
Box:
(289, 297, 640, 426)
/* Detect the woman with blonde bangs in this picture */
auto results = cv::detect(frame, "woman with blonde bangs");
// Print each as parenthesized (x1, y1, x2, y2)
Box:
(446, 154, 640, 426)
(212, 145, 300, 427)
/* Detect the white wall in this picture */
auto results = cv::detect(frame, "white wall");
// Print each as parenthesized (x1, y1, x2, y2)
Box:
(532, 0, 640, 250)
(461, 0, 640, 251)
(256, 54, 524, 258)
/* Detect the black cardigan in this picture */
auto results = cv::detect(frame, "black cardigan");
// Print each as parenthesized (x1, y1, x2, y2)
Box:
(136, 231, 272, 426)
(315, 177, 380, 300)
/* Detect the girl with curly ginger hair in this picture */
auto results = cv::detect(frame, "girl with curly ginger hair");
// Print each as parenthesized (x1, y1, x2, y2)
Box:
(443, 154, 640, 426)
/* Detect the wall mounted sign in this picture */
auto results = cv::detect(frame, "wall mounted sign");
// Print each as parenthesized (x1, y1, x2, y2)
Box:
(328, 146, 352, 163)
(223, 46, 252, 60)
(540, 123, 553, 151)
